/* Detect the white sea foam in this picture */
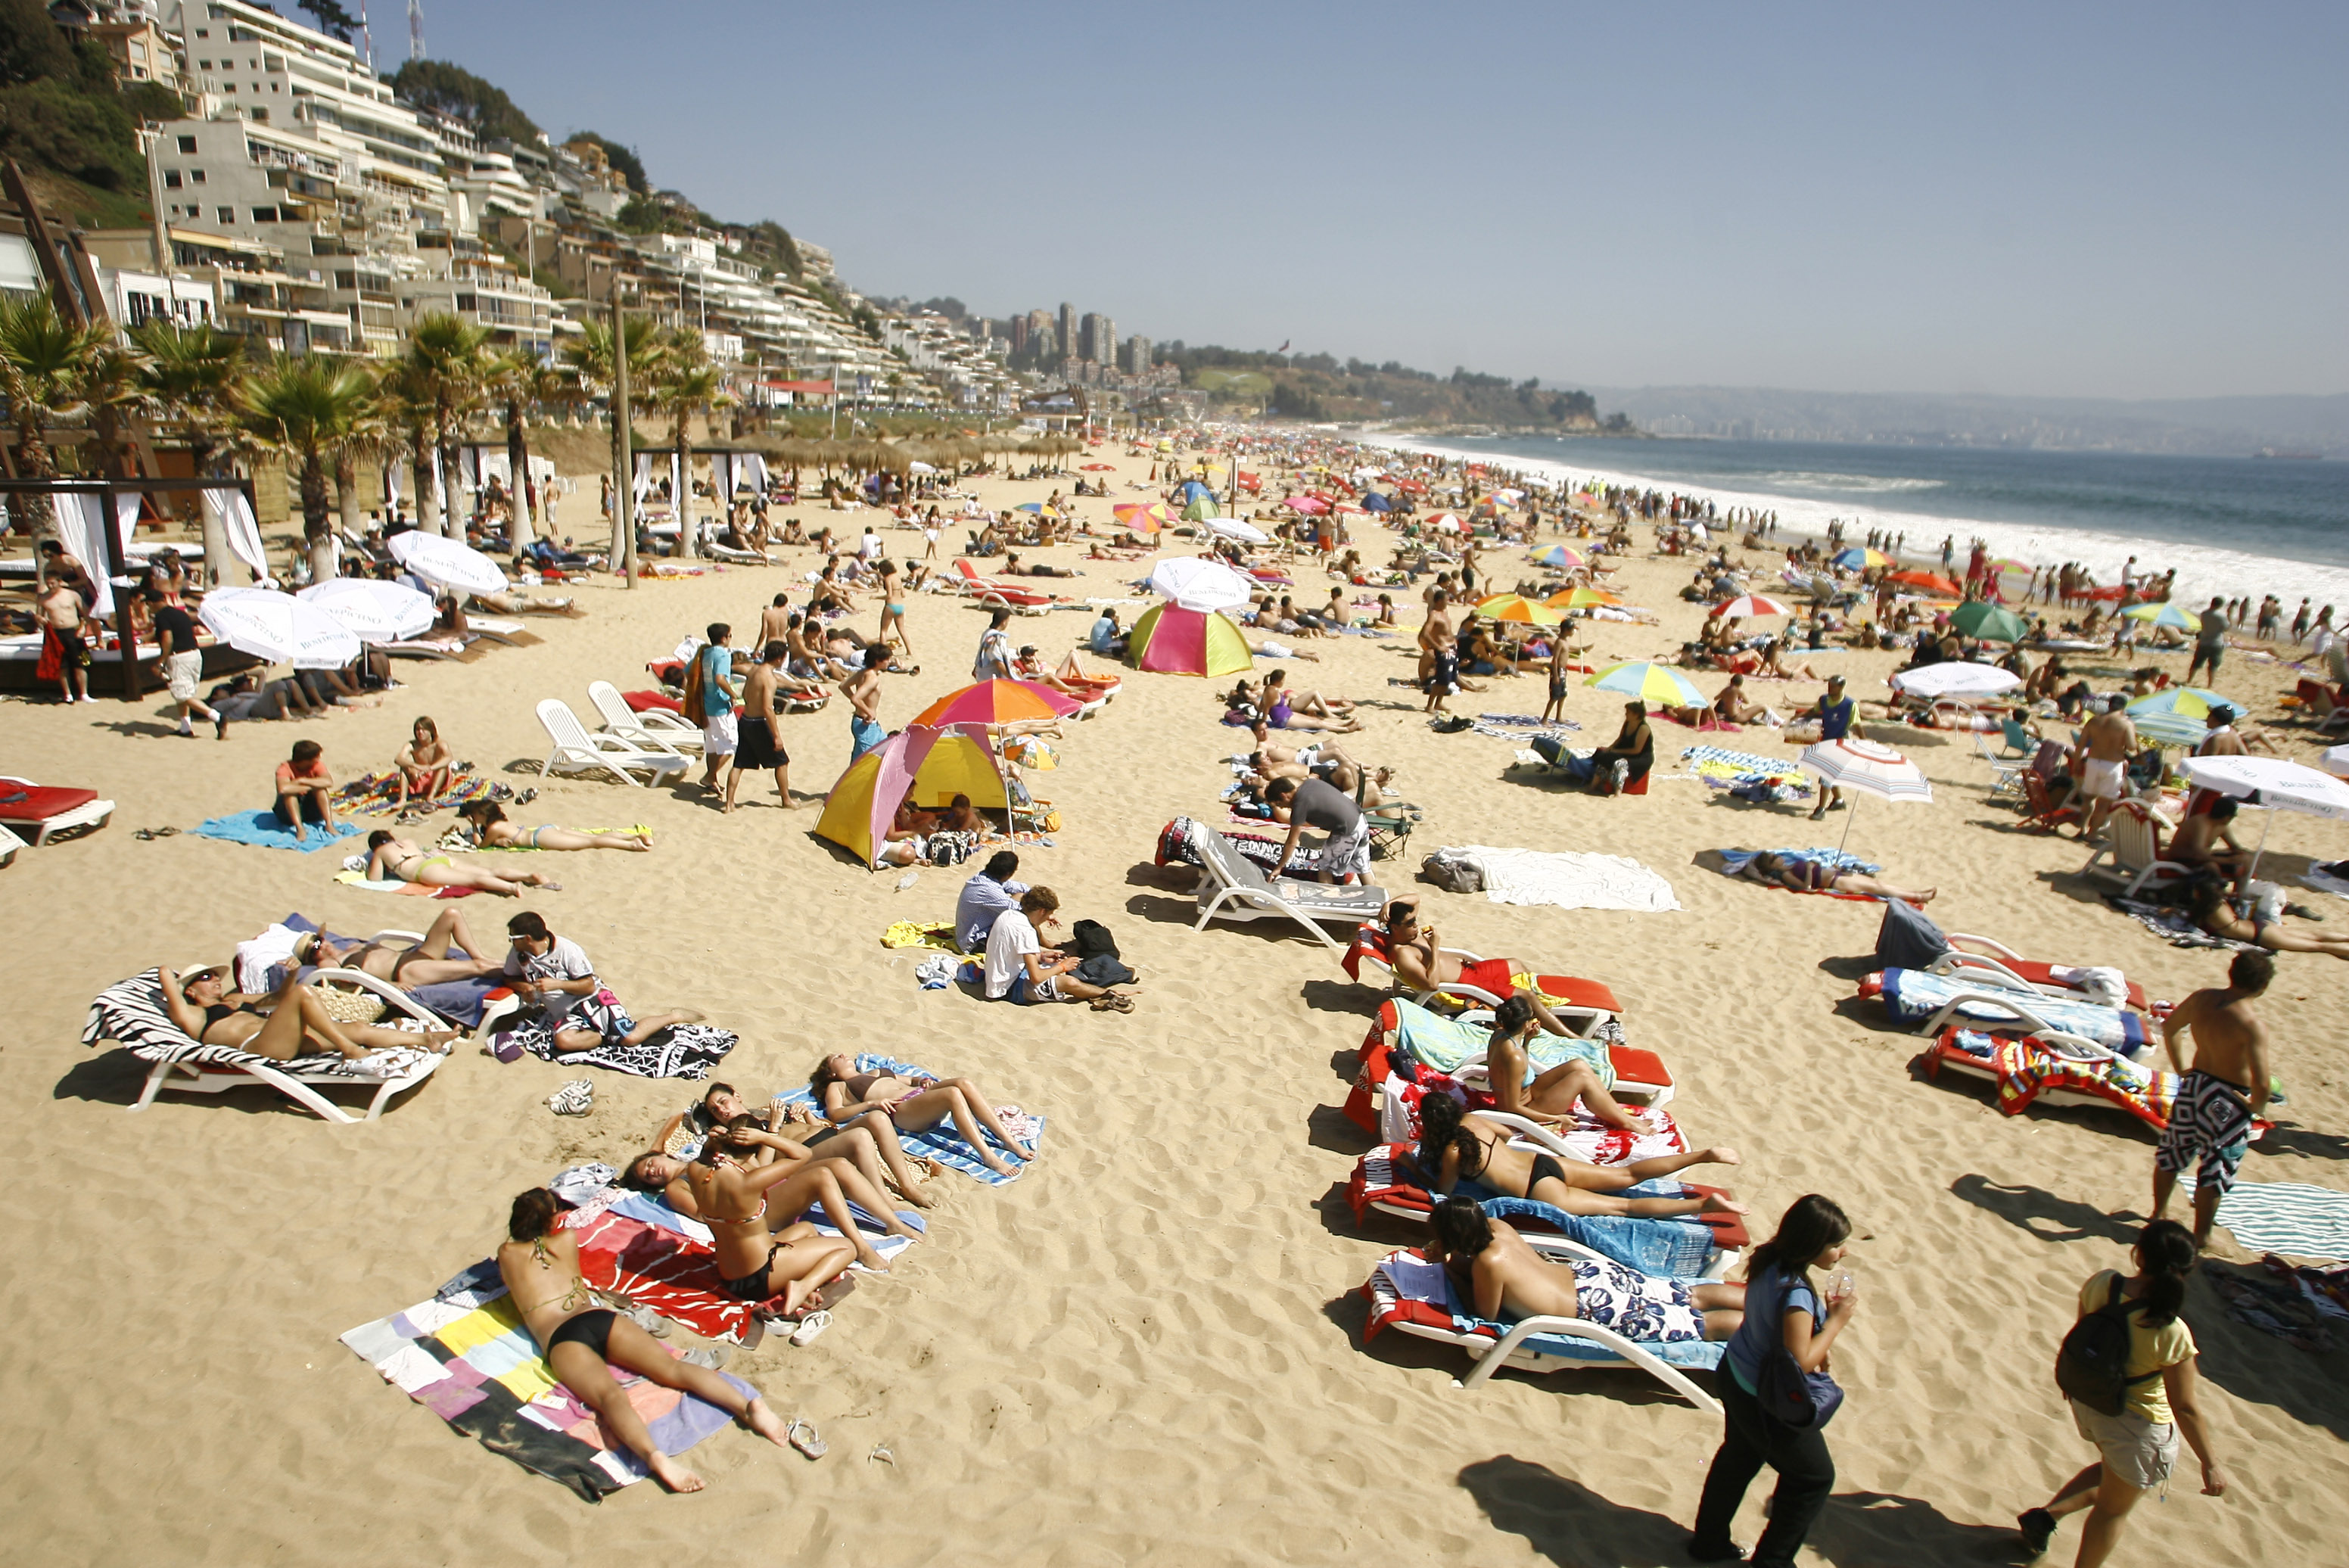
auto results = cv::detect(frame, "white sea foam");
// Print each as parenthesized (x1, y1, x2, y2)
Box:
(1753, 471, 1947, 494)
(1367, 435, 2349, 612)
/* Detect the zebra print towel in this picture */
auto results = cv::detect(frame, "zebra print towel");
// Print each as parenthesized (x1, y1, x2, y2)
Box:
(84, 968, 419, 1078)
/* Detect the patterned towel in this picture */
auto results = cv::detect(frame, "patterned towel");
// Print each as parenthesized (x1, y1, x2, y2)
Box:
(2108, 897, 2253, 951)
(2173, 1173, 2349, 1263)
(1937, 1029, 2182, 1132)
(331, 770, 491, 819)
(775, 1051, 1044, 1187)
(1363, 1249, 1725, 1370)
(339, 1258, 754, 1501)
(1679, 745, 1809, 786)
(501, 992, 739, 1080)
(84, 967, 430, 1080)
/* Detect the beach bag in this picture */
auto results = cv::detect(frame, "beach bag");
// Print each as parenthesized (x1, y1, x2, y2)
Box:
(1073, 953, 1135, 988)
(1069, 919, 1120, 960)
(1757, 1341, 1845, 1430)
(1419, 848, 1484, 894)
(2057, 1276, 2158, 1417)
(925, 830, 975, 866)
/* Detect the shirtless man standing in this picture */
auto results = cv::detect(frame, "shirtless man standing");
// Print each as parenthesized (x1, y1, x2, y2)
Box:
(35, 577, 89, 703)
(840, 642, 890, 763)
(2075, 701, 2137, 842)
(2153, 950, 2274, 1249)
(755, 593, 795, 653)
(1420, 590, 1458, 714)
(727, 641, 794, 813)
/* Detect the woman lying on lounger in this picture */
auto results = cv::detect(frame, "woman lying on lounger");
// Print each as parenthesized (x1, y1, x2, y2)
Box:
(1427, 1197, 1747, 1341)
(499, 1187, 795, 1493)
(366, 830, 562, 898)
(1414, 1093, 1746, 1220)
(680, 1112, 907, 1276)
(1480, 994, 1717, 1140)
(159, 965, 457, 1059)
(1738, 851, 1936, 907)
(294, 907, 502, 988)
(453, 801, 652, 853)
(810, 1054, 1034, 1178)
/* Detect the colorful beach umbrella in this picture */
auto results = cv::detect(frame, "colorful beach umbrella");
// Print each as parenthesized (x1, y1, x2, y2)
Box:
(1475, 593, 1564, 626)
(2123, 686, 2232, 747)
(816, 723, 1006, 866)
(1127, 603, 1253, 677)
(1546, 586, 1623, 611)
(1283, 495, 1329, 514)
(1833, 547, 1890, 570)
(1112, 501, 1171, 532)
(1585, 661, 1703, 706)
(2122, 601, 2201, 631)
(1528, 544, 1584, 569)
(1358, 492, 1393, 512)
(1948, 600, 2030, 643)
(1799, 736, 1934, 856)
(910, 678, 1081, 729)
(1710, 593, 1794, 620)
(1887, 570, 1963, 596)
(1425, 512, 1465, 533)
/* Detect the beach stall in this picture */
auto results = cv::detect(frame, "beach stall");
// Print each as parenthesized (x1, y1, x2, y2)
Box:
(814, 723, 1006, 866)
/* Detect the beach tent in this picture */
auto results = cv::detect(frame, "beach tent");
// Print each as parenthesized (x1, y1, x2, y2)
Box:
(1128, 603, 1253, 677)
(815, 723, 1006, 866)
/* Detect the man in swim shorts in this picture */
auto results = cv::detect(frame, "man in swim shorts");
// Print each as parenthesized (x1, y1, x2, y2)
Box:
(2075, 701, 2136, 842)
(2154, 950, 2273, 1248)
(728, 641, 793, 813)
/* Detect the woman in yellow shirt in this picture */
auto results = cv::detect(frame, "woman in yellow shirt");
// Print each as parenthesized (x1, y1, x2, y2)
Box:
(2019, 1219, 2229, 1565)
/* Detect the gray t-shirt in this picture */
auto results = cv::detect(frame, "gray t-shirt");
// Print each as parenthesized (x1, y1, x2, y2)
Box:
(1290, 777, 1361, 835)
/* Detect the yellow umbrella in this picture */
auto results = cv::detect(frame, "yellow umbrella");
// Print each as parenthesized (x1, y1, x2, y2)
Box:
(1545, 587, 1623, 611)
(1475, 593, 1564, 626)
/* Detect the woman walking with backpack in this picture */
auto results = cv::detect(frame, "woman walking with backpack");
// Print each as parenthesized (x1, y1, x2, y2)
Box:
(2018, 1218, 2229, 1564)
(1688, 1194, 1856, 1566)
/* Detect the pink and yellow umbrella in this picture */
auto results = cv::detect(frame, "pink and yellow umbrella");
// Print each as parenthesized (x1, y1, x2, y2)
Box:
(1112, 501, 1171, 532)
(1545, 586, 1623, 611)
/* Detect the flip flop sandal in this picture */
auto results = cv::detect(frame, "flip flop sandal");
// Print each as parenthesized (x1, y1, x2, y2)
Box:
(548, 1078, 593, 1115)
(786, 1420, 827, 1461)
(867, 1445, 896, 1467)
(789, 1310, 832, 1347)
(682, 1345, 731, 1370)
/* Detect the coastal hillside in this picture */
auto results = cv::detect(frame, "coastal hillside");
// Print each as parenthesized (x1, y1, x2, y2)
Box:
(1165, 343, 1633, 432)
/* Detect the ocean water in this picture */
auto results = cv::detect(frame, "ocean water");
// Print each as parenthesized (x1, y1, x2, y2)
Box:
(1370, 434, 2349, 611)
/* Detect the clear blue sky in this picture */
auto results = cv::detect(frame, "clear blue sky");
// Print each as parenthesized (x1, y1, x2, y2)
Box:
(424, 2, 2346, 400)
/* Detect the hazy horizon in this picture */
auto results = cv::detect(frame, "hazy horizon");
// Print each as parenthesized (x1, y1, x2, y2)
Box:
(427, 2, 2346, 403)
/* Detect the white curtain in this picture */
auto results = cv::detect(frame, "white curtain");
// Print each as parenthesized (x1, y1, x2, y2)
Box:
(739, 453, 770, 494)
(201, 489, 269, 583)
(55, 493, 114, 613)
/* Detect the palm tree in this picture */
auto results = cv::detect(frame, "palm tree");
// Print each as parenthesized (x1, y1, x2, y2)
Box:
(400, 313, 493, 537)
(486, 349, 575, 550)
(562, 313, 667, 560)
(234, 356, 378, 585)
(375, 357, 443, 534)
(132, 319, 247, 478)
(0, 293, 114, 538)
(644, 329, 726, 557)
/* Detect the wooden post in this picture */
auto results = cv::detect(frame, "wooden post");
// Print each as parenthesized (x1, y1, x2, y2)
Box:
(611, 293, 634, 589)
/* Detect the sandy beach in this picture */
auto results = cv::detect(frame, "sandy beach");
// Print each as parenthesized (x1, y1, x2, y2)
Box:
(3, 438, 2344, 1568)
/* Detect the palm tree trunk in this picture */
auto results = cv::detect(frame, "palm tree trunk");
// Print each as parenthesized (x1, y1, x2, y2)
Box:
(334, 446, 362, 557)
(505, 397, 536, 550)
(677, 417, 697, 558)
(409, 425, 441, 534)
(303, 450, 336, 587)
(10, 397, 55, 539)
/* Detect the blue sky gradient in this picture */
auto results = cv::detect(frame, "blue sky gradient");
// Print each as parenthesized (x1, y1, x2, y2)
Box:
(421, 2, 2347, 400)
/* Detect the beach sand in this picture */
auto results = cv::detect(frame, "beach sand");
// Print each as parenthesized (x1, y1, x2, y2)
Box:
(2, 443, 2344, 1566)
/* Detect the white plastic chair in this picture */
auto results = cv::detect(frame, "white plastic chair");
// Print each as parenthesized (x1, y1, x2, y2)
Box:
(586, 680, 701, 754)
(1188, 822, 1384, 951)
(536, 698, 689, 787)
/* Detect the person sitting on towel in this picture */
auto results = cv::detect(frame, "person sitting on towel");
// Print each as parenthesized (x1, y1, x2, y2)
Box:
(956, 851, 1028, 954)
(499, 1188, 797, 1493)
(1738, 852, 1936, 907)
(1427, 1196, 1746, 1341)
(1414, 1094, 1747, 1221)
(295, 907, 502, 988)
(158, 964, 457, 1059)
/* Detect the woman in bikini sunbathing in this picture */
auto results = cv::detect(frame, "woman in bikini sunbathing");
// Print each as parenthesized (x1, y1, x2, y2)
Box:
(454, 801, 652, 853)
(1477, 994, 1726, 1142)
(159, 965, 457, 1058)
(1739, 851, 1935, 907)
(689, 1081, 936, 1209)
(393, 716, 453, 810)
(674, 1112, 910, 1275)
(2190, 879, 2349, 960)
(810, 1054, 1034, 1178)
(1414, 1092, 1747, 1220)
(296, 907, 502, 988)
(366, 830, 561, 897)
(499, 1187, 794, 1493)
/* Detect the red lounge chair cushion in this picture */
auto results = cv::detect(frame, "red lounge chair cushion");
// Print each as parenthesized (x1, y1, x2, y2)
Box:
(1607, 1045, 1672, 1088)
(0, 786, 98, 820)
(1531, 975, 1622, 1013)
(623, 689, 683, 715)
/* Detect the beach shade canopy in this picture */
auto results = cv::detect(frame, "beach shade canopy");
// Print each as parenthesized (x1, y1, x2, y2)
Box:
(296, 577, 436, 642)
(1546, 586, 1623, 611)
(387, 528, 507, 595)
(1833, 547, 1891, 570)
(2176, 754, 2349, 879)
(1476, 593, 1564, 626)
(1359, 492, 1393, 512)
(2124, 686, 2233, 747)
(1283, 495, 1329, 514)
(1150, 556, 1253, 612)
(1180, 493, 1221, 523)
(1128, 602, 1253, 677)
(1425, 512, 1465, 533)
(1710, 593, 1793, 620)
(1887, 570, 1963, 596)
(198, 586, 363, 670)
(1889, 662, 2022, 701)
(815, 723, 1006, 866)
(910, 677, 1081, 729)
(1800, 736, 1934, 857)
(1112, 501, 1171, 532)
(1173, 479, 1216, 506)
(2323, 745, 2349, 780)
(1948, 600, 2030, 643)
(1528, 544, 1582, 568)
(2122, 600, 2201, 631)
(1205, 516, 1270, 546)
(1585, 661, 1703, 706)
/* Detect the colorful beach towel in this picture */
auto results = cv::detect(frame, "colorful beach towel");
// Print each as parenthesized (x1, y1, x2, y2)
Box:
(1384, 997, 1613, 1085)
(333, 866, 473, 898)
(1934, 1028, 2183, 1132)
(2173, 1173, 2349, 1263)
(1679, 745, 1810, 787)
(2108, 896, 2252, 951)
(331, 770, 490, 819)
(192, 810, 359, 852)
(338, 1258, 755, 1501)
(776, 1052, 1044, 1187)
(881, 920, 960, 951)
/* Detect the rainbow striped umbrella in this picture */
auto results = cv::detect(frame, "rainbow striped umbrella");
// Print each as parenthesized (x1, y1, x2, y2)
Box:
(2125, 686, 2232, 746)
(1112, 501, 1171, 532)
(1127, 603, 1253, 677)
(1585, 661, 1703, 705)
(1475, 593, 1564, 626)
(1528, 544, 1585, 569)
(1834, 547, 1890, 570)
(910, 678, 1080, 729)
(1546, 586, 1623, 611)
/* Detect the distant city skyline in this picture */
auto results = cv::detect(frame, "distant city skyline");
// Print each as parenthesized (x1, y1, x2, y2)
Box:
(429, 2, 2347, 402)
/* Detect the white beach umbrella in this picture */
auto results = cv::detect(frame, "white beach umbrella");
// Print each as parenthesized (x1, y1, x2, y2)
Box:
(1148, 556, 1254, 614)
(1800, 736, 1934, 857)
(198, 586, 362, 670)
(907, 460, 938, 474)
(297, 577, 437, 643)
(2321, 745, 2349, 780)
(2177, 754, 2349, 879)
(388, 528, 507, 595)
(1889, 662, 2023, 701)
(1205, 517, 1270, 546)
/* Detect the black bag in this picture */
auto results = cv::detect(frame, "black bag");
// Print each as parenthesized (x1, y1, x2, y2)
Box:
(2056, 1276, 2158, 1417)
(1069, 919, 1119, 960)
(1754, 1273, 1844, 1430)
(1073, 952, 1136, 988)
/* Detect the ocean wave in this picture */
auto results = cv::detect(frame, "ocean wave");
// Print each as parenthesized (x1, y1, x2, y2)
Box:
(1754, 471, 1948, 494)
(1365, 435, 2349, 611)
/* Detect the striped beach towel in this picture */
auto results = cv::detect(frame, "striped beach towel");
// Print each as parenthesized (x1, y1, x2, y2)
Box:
(776, 1052, 1044, 1187)
(2174, 1173, 2349, 1263)
(1679, 745, 1809, 786)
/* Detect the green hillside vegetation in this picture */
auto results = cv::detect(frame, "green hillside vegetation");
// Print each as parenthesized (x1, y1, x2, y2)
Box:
(1160, 343, 1629, 431)
(0, 0, 184, 226)
(387, 59, 543, 144)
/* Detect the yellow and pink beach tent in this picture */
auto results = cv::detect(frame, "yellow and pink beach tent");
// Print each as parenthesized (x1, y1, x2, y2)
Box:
(815, 723, 1006, 866)
(1126, 602, 1253, 677)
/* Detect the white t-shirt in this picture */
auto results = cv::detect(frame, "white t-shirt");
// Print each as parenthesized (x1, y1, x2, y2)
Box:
(503, 936, 596, 1022)
(860, 531, 883, 560)
(982, 910, 1041, 999)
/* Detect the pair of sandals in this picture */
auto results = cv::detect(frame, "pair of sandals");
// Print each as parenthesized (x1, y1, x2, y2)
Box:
(133, 826, 182, 840)
(547, 1078, 593, 1115)
(1089, 992, 1135, 1013)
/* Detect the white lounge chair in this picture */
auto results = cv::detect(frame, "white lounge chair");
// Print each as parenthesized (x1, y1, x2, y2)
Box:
(89, 966, 448, 1123)
(0, 775, 116, 845)
(536, 698, 690, 787)
(2079, 800, 2192, 898)
(1364, 1240, 1725, 1412)
(586, 679, 701, 754)
(1188, 821, 1384, 952)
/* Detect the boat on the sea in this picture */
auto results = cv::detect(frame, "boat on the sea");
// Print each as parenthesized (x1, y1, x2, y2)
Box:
(2254, 448, 2323, 460)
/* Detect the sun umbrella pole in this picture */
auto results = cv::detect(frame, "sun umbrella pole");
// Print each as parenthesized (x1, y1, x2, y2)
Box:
(2247, 804, 2271, 884)
(1837, 794, 1859, 860)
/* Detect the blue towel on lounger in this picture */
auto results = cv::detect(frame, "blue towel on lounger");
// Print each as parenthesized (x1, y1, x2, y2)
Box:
(1480, 1196, 1722, 1279)
(1878, 967, 2145, 1051)
(193, 810, 359, 852)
